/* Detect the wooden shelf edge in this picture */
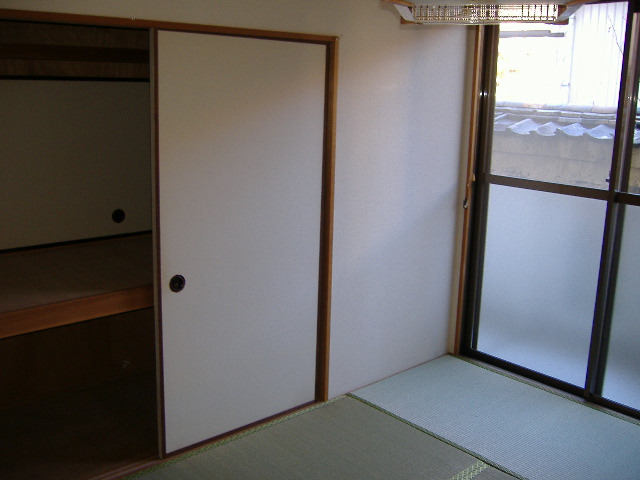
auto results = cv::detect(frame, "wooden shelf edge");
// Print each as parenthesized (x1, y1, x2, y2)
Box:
(0, 285, 154, 339)
(0, 44, 149, 63)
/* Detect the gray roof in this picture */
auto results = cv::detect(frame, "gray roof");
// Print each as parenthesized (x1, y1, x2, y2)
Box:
(494, 102, 640, 143)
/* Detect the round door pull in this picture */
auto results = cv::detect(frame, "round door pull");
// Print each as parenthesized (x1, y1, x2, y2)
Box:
(169, 274, 186, 293)
(112, 208, 126, 223)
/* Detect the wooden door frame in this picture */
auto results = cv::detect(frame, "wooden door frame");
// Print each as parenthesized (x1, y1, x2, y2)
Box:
(0, 6, 338, 456)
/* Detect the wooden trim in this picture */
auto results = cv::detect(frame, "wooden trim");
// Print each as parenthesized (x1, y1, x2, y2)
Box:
(383, 0, 414, 7)
(151, 27, 168, 460)
(454, 26, 484, 355)
(564, 0, 592, 6)
(148, 22, 334, 45)
(315, 38, 339, 403)
(150, 27, 167, 460)
(0, 285, 153, 339)
(0, 43, 149, 63)
(86, 458, 160, 480)
(0, 8, 336, 45)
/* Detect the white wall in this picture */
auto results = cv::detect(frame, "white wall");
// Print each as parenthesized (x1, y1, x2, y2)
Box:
(0, 0, 470, 398)
(0, 80, 151, 249)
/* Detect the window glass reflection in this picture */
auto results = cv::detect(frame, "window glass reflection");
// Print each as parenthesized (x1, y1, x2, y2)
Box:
(491, 3, 627, 189)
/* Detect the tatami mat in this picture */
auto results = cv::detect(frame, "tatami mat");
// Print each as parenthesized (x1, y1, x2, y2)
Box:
(352, 355, 640, 480)
(127, 396, 516, 480)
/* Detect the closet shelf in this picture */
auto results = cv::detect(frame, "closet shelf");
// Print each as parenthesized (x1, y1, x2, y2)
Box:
(0, 234, 153, 339)
(0, 20, 150, 79)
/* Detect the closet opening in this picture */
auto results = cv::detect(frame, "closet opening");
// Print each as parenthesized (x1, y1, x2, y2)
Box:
(0, 19, 158, 480)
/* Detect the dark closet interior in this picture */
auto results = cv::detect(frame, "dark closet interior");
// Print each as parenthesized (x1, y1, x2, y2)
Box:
(0, 20, 158, 480)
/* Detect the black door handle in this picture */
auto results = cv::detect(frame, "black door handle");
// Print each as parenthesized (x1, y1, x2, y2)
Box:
(169, 274, 186, 293)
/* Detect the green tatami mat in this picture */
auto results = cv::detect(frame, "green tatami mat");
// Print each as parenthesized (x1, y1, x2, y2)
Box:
(352, 355, 640, 480)
(127, 396, 515, 480)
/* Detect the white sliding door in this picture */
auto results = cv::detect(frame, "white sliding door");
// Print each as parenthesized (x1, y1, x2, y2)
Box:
(157, 30, 325, 453)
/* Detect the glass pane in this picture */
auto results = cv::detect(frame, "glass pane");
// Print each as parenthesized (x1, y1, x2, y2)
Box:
(477, 185, 606, 385)
(491, 3, 627, 189)
(602, 205, 640, 410)
(626, 81, 640, 194)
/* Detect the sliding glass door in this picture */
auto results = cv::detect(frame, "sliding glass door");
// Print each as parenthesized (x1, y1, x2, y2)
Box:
(464, 1, 640, 418)
(603, 204, 640, 410)
(477, 186, 606, 386)
(599, 73, 640, 411)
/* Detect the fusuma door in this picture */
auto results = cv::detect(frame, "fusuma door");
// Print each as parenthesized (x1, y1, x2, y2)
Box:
(156, 30, 326, 453)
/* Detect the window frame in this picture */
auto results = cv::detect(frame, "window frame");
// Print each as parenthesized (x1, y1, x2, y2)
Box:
(458, 1, 640, 421)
